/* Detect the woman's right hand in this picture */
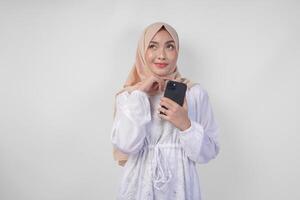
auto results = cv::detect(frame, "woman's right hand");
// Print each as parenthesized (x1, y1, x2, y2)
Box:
(137, 75, 169, 96)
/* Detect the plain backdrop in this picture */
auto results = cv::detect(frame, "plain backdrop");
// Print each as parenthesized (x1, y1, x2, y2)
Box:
(0, 0, 299, 199)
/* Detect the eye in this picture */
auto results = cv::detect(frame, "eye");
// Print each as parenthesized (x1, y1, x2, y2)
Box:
(167, 44, 175, 50)
(148, 44, 156, 49)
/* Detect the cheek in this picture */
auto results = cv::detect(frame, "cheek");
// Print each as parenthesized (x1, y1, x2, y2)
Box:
(168, 52, 178, 63)
(145, 51, 154, 63)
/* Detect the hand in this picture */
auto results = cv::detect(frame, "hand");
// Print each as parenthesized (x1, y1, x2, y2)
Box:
(137, 75, 171, 96)
(157, 96, 191, 131)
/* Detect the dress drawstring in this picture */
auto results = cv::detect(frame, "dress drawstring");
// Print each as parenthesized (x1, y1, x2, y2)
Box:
(149, 144, 173, 191)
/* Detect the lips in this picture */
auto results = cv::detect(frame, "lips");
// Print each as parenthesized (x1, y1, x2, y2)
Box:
(154, 63, 168, 68)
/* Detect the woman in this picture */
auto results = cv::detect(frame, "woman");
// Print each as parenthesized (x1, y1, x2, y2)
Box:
(110, 22, 220, 200)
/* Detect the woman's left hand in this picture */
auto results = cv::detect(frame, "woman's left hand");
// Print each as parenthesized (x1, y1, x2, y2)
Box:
(158, 96, 191, 131)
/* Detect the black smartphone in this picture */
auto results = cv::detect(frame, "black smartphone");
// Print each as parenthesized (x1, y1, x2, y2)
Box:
(160, 80, 187, 115)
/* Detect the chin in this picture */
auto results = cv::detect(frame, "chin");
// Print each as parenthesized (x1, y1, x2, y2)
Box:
(152, 70, 170, 77)
(151, 66, 173, 77)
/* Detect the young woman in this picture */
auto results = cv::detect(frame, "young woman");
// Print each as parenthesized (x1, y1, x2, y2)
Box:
(111, 22, 220, 200)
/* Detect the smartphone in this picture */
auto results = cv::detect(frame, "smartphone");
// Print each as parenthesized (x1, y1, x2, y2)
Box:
(160, 80, 187, 115)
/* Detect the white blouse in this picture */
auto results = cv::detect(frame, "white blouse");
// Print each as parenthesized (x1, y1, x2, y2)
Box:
(111, 83, 220, 200)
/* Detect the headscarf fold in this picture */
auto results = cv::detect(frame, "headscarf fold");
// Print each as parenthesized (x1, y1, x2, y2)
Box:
(112, 22, 196, 166)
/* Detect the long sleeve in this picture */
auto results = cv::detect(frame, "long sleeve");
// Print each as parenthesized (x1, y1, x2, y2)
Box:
(178, 85, 220, 164)
(111, 90, 152, 155)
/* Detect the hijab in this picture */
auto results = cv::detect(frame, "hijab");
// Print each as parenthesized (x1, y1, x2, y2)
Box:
(112, 22, 196, 166)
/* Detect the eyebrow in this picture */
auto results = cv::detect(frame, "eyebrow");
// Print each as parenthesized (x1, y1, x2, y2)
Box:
(149, 40, 175, 44)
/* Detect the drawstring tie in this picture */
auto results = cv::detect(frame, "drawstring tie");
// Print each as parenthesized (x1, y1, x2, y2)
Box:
(149, 145, 173, 191)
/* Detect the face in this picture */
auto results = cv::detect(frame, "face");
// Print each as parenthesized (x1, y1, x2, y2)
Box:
(145, 28, 178, 76)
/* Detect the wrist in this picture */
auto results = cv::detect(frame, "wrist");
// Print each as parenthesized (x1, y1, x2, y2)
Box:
(179, 119, 191, 132)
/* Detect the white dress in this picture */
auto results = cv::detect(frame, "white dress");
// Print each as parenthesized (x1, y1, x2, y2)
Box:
(111, 83, 220, 200)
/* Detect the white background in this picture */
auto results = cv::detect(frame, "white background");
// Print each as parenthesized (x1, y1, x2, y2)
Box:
(0, 0, 299, 199)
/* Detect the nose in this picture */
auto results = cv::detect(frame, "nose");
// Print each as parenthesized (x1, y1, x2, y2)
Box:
(158, 48, 166, 60)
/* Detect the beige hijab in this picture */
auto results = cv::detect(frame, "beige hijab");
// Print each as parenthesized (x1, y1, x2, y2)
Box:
(112, 22, 196, 166)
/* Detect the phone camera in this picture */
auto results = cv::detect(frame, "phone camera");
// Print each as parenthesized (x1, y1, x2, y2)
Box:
(168, 82, 176, 90)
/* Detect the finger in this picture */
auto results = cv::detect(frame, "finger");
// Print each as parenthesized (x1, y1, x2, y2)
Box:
(152, 75, 164, 83)
(158, 106, 169, 115)
(151, 76, 165, 92)
(158, 80, 164, 92)
(158, 112, 166, 119)
(159, 82, 166, 92)
(161, 96, 178, 107)
(158, 110, 169, 120)
(151, 81, 158, 89)
(162, 79, 170, 90)
(159, 99, 173, 110)
(161, 79, 167, 92)
(183, 97, 188, 110)
(162, 77, 173, 82)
